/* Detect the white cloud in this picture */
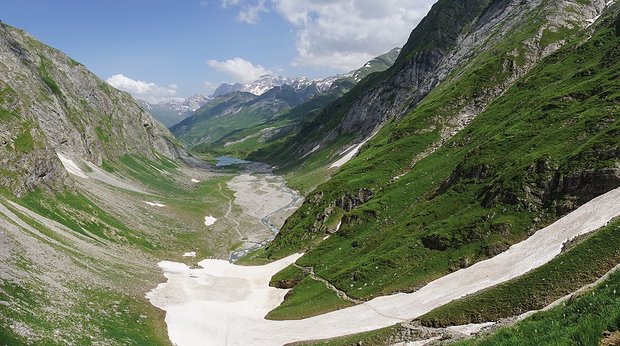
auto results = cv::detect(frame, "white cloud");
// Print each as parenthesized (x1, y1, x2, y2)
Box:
(237, 0, 267, 24)
(206, 57, 271, 83)
(106, 74, 180, 104)
(275, 0, 435, 71)
(219, 0, 435, 72)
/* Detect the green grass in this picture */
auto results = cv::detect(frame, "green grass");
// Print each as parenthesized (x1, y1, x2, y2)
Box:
(458, 269, 620, 345)
(95, 126, 110, 143)
(265, 277, 354, 320)
(0, 108, 16, 121)
(0, 282, 38, 346)
(75, 288, 170, 346)
(419, 219, 620, 327)
(295, 325, 401, 346)
(13, 128, 34, 152)
(19, 189, 155, 249)
(118, 155, 180, 194)
(99, 155, 239, 258)
(100, 160, 117, 173)
(253, 4, 620, 317)
(38, 57, 62, 96)
(270, 264, 306, 287)
(540, 26, 575, 48)
(0, 281, 170, 346)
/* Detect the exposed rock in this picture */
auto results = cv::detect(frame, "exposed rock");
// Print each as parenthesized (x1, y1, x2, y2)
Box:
(0, 23, 181, 195)
(335, 188, 374, 212)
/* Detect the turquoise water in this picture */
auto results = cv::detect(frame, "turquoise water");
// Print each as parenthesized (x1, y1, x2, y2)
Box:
(215, 156, 250, 167)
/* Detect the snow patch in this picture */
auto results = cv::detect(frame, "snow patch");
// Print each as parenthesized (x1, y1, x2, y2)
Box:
(146, 187, 620, 346)
(56, 152, 88, 179)
(302, 144, 321, 159)
(183, 252, 196, 258)
(144, 201, 166, 208)
(204, 215, 217, 226)
(587, 0, 615, 28)
(191, 178, 200, 183)
(329, 132, 378, 169)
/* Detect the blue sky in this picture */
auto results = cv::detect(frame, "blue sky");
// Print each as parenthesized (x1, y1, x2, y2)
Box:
(0, 0, 435, 102)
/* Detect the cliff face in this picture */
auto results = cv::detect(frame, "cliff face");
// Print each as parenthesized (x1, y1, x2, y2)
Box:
(0, 23, 180, 195)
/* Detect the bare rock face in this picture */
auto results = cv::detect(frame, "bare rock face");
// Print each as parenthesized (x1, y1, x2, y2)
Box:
(0, 23, 181, 195)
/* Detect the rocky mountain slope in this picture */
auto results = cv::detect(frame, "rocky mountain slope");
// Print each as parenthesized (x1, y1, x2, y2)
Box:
(172, 48, 401, 157)
(138, 94, 210, 127)
(0, 22, 236, 345)
(246, 0, 620, 339)
(0, 23, 180, 197)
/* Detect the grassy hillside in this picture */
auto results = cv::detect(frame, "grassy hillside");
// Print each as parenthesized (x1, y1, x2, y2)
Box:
(459, 262, 620, 345)
(258, 2, 620, 320)
(0, 153, 241, 344)
(420, 218, 620, 327)
(249, 0, 492, 171)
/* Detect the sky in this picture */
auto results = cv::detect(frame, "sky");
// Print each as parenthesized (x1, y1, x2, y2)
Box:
(0, 0, 436, 103)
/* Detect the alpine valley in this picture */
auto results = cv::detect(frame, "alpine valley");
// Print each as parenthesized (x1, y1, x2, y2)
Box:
(0, 0, 619, 345)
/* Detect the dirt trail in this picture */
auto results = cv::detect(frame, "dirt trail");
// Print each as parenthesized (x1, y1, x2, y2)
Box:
(294, 264, 363, 305)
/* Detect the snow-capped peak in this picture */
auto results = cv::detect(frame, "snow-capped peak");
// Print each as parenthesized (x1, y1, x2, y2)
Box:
(239, 75, 332, 96)
(213, 47, 402, 97)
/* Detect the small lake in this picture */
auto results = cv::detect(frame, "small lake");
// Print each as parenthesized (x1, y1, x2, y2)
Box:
(215, 156, 250, 167)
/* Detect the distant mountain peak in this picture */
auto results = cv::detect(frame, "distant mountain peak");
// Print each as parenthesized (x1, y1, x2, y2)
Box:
(139, 94, 211, 127)
(212, 48, 402, 98)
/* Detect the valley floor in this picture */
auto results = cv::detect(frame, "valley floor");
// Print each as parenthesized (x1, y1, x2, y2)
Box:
(0, 153, 302, 345)
(145, 187, 620, 345)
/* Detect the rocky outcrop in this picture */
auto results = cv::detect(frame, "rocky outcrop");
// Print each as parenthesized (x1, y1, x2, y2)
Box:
(335, 188, 374, 212)
(482, 162, 620, 215)
(0, 23, 181, 195)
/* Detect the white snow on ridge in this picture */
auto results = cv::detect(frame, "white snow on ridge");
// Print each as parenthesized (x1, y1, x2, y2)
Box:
(330, 132, 377, 168)
(56, 152, 88, 179)
(587, 0, 616, 28)
(183, 252, 196, 258)
(147, 186, 620, 346)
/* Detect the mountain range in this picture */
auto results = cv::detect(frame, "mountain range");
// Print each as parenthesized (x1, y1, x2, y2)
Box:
(170, 48, 402, 156)
(0, 0, 619, 345)
(140, 48, 401, 129)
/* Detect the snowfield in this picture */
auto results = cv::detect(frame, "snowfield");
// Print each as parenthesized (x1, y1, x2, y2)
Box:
(147, 187, 620, 345)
